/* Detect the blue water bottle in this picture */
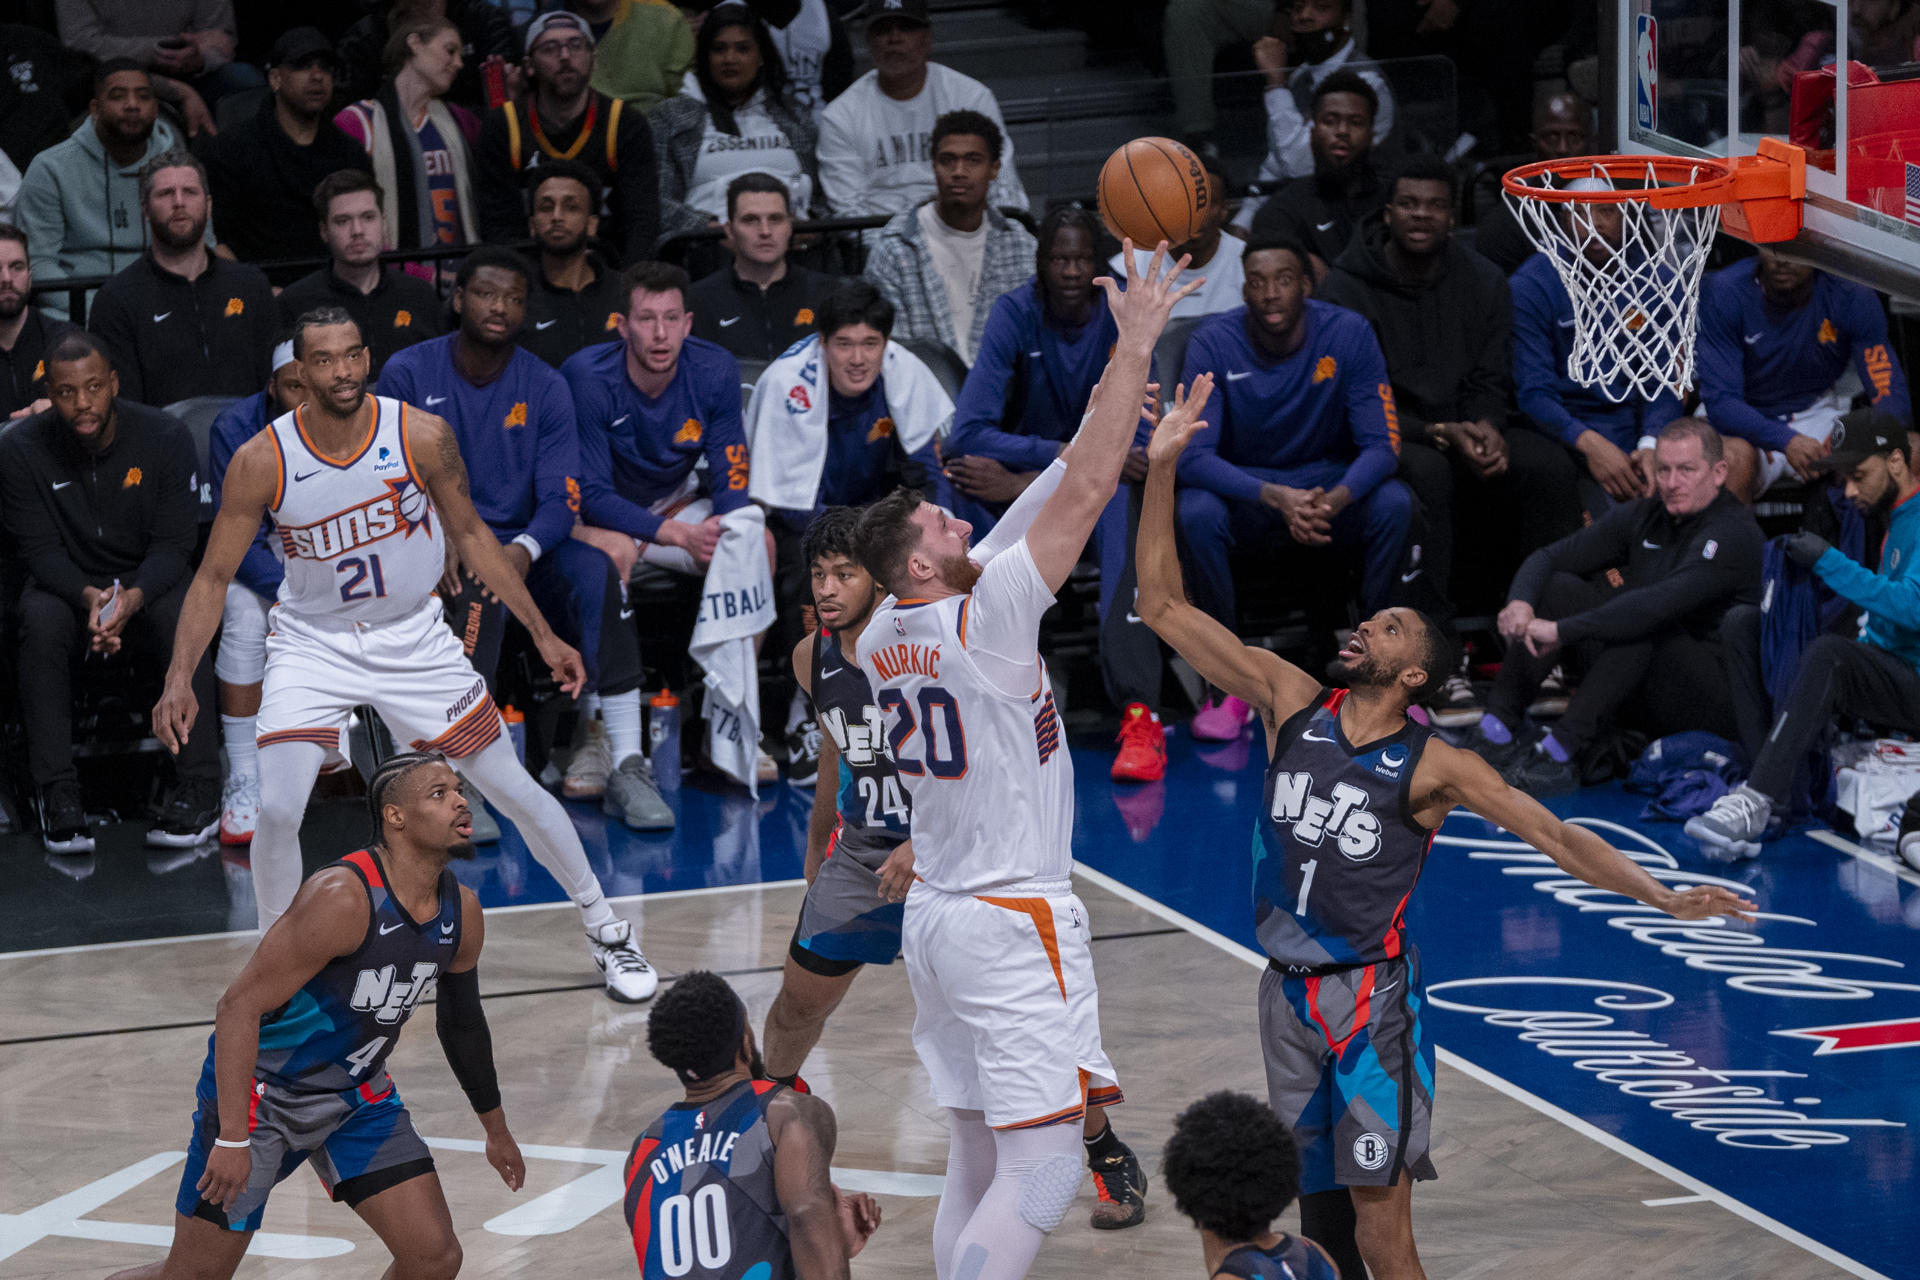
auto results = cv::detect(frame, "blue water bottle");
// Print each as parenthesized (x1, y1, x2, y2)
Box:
(648, 689, 681, 790)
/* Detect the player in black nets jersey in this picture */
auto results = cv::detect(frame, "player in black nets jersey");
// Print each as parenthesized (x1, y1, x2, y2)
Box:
(1135, 380, 1755, 1280)
(111, 752, 524, 1280)
(1164, 1091, 1339, 1280)
(627, 971, 881, 1279)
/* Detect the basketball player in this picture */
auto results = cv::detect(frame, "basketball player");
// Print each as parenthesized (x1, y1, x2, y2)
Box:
(152, 307, 659, 1003)
(1162, 1091, 1339, 1280)
(108, 752, 524, 1280)
(625, 969, 882, 1278)
(849, 243, 1198, 1278)
(1134, 386, 1759, 1280)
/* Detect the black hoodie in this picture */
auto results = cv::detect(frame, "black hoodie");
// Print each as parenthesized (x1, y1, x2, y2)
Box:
(1316, 216, 1512, 437)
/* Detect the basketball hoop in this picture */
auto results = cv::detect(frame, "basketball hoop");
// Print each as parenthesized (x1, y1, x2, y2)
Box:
(1502, 139, 1806, 404)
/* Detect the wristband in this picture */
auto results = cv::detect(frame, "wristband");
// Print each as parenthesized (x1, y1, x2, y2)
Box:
(213, 1136, 251, 1149)
(1636, 435, 1658, 452)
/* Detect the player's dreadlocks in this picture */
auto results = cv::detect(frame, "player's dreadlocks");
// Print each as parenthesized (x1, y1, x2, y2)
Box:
(367, 751, 450, 844)
(647, 970, 749, 1086)
(1162, 1091, 1302, 1242)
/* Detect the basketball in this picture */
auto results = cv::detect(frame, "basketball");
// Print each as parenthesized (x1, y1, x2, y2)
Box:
(1097, 137, 1212, 250)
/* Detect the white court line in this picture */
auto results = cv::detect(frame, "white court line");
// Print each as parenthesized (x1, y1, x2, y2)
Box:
(1805, 828, 1920, 888)
(1070, 860, 1893, 1280)
(0, 877, 807, 961)
(1643, 1194, 1711, 1207)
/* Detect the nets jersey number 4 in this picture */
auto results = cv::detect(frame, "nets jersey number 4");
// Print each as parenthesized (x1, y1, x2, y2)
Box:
(342, 961, 440, 1076)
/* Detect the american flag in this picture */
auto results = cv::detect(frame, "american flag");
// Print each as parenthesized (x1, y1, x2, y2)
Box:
(1908, 162, 1920, 225)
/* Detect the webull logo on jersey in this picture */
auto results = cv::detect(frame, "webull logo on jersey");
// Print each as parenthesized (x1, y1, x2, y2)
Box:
(1270, 775, 1382, 861)
(351, 961, 439, 1025)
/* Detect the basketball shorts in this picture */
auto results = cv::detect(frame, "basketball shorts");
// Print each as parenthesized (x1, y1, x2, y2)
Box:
(1694, 387, 1846, 492)
(215, 582, 272, 685)
(632, 479, 713, 579)
(256, 595, 504, 759)
(1260, 950, 1436, 1194)
(790, 832, 906, 976)
(176, 1056, 433, 1232)
(903, 879, 1121, 1130)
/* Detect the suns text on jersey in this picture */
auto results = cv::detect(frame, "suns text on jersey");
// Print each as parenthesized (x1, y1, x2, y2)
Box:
(869, 642, 940, 681)
(279, 493, 411, 561)
(646, 1130, 741, 1184)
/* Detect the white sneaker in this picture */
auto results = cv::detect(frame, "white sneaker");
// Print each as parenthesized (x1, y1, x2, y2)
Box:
(219, 772, 259, 846)
(1683, 783, 1771, 861)
(1429, 672, 1483, 728)
(564, 722, 613, 799)
(588, 917, 658, 1002)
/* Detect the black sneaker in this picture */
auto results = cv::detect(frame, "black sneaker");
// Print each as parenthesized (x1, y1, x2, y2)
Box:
(147, 778, 220, 848)
(1089, 1142, 1148, 1230)
(786, 717, 821, 788)
(1498, 744, 1580, 797)
(39, 780, 94, 854)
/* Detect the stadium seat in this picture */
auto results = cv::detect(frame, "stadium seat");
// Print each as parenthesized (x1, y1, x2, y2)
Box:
(895, 338, 969, 404)
(162, 396, 243, 523)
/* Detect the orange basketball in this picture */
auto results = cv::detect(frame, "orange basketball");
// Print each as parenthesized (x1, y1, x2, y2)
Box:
(1097, 137, 1211, 249)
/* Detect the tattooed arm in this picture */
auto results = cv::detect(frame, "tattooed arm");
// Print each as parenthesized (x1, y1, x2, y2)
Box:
(411, 414, 586, 695)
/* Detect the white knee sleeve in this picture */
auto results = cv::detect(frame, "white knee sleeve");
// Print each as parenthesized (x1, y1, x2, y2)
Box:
(215, 583, 271, 685)
(1014, 1152, 1084, 1233)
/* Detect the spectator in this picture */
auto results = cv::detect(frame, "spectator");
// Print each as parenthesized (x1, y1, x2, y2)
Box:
(520, 161, 629, 368)
(863, 110, 1035, 365)
(1110, 151, 1247, 320)
(88, 150, 276, 406)
(1248, 70, 1387, 281)
(1250, 0, 1396, 186)
(0, 330, 218, 853)
(689, 173, 838, 363)
(206, 341, 307, 846)
(196, 29, 371, 267)
(1162, 0, 1272, 147)
(1852, 0, 1920, 66)
(16, 61, 191, 320)
(0, 226, 79, 420)
(1365, 0, 1556, 156)
(1697, 248, 1913, 501)
(649, 4, 820, 245)
(576, 0, 697, 109)
(276, 170, 447, 381)
(1317, 156, 1580, 634)
(1689, 412, 1920, 856)
(336, 0, 514, 116)
(761, 0, 856, 118)
(1475, 420, 1762, 796)
(816, 0, 1028, 218)
(952, 206, 1172, 780)
(1511, 188, 1685, 515)
(474, 11, 661, 265)
(379, 247, 671, 830)
(53, 0, 262, 105)
(334, 17, 482, 258)
(1175, 236, 1413, 740)
(1473, 92, 1593, 276)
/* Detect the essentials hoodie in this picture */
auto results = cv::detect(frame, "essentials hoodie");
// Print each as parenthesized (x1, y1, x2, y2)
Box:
(1316, 217, 1513, 436)
(16, 114, 186, 311)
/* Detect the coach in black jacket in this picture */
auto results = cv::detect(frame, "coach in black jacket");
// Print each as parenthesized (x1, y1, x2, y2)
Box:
(0, 331, 220, 853)
(1472, 419, 1764, 796)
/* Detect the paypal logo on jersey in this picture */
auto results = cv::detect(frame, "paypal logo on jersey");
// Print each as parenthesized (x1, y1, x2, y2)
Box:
(372, 445, 403, 475)
(1270, 774, 1383, 861)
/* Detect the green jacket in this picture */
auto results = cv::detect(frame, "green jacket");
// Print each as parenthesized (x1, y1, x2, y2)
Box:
(590, 0, 696, 111)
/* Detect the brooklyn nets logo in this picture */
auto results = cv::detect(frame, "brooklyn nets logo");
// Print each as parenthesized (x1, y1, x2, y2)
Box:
(1352, 1132, 1390, 1171)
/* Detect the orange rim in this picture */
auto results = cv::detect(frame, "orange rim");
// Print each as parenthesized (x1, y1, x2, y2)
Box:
(1500, 153, 1736, 207)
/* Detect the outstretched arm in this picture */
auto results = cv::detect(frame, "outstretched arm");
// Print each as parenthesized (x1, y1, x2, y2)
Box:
(1134, 377, 1321, 722)
(1416, 741, 1757, 920)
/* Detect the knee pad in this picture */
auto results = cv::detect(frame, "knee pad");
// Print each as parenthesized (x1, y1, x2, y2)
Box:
(1015, 1153, 1083, 1233)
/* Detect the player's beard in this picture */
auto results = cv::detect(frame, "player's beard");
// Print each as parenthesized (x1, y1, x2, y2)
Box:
(540, 224, 589, 258)
(1329, 651, 1393, 689)
(0, 288, 25, 321)
(151, 213, 209, 253)
(937, 554, 981, 594)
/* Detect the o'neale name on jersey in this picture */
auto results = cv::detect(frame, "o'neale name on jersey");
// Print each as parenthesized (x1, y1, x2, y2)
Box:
(648, 1131, 741, 1184)
(869, 642, 940, 681)
(281, 495, 403, 561)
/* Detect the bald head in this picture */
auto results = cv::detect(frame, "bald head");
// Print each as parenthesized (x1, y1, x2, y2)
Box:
(1532, 92, 1593, 161)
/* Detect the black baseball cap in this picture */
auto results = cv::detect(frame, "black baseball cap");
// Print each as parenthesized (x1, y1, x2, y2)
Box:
(865, 0, 932, 29)
(269, 27, 339, 71)
(1815, 408, 1908, 473)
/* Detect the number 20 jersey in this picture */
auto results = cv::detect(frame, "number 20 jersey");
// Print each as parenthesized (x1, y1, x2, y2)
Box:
(813, 627, 909, 869)
(1257, 688, 1436, 973)
(264, 397, 445, 624)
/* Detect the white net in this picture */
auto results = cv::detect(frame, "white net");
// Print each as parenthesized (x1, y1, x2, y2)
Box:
(1504, 160, 1723, 404)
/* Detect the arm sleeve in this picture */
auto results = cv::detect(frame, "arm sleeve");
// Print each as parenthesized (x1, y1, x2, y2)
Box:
(1509, 271, 1585, 447)
(433, 966, 502, 1114)
(1461, 273, 1514, 425)
(1557, 520, 1761, 644)
(1506, 500, 1639, 606)
(703, 361, 752, 516)
(1173, 328, 1266, 503)
(473, 110, 526, 246)
(570, 376, 664, 541)
(1814, 546, 1920, 632)
(1261, 84, 1311, 179)
(525, 377, 584, 555)
(1333, 327, 1398, 500)
(0, 445, 91, 608)
(128, 422, 200, 601)
(615, 107, 661, 264)
(945, 303, 1061, 471)
(1696, 281, 1794, 450)
(1850, 291, 1913, 425)
(970, 457, 1064, 565)
(209, 409, 284, 599)
(88, 288, 144, 405)
(814, 99, 870, 216)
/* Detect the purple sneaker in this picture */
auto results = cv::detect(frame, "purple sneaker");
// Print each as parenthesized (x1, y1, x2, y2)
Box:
(1191, 695, 1254, 742)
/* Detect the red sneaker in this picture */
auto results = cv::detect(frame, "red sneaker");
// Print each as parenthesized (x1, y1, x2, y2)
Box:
(1110, 703, 1167, 783)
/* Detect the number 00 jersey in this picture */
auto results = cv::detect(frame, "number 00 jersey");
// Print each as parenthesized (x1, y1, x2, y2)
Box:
(1257, 688, 1436, 973)
(264, 397, 444, 624)
(250, 848, 463, 1094)
(813, 627, 909, 869)
(624, 1079, 793, 1280)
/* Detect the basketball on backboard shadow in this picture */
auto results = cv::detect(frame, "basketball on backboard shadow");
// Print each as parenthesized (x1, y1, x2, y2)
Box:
(1098, 138, 1211, 250)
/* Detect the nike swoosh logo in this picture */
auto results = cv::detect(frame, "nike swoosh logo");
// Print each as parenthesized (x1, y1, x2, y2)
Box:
(619, 608, 634, 619)
(51, 481, 72, 491)
(1315, 220, 1336, 232)
(1226, 370, 1253, 382)
(535, 319, 557, 330)
(1743, 332, 1764, 344)
(1400, 568, 1421, 584)
(1557, 318, 1576, 329)
(1027, 350, 1042, 357)
(293, 469, 323, 482)
(1124, 610, 1142, 624)
(612, 414, 631, 427)
(821, 665, 844, 677)
(424, 395, 448, 407)
(718, 316, 741, 327)
(379, 921, 405, 935)
(1302, 729, 1334, 744)
(1641, 539, 1661, 549)
(1374, 978, 1399, 996)
(152, 311, 170, 322)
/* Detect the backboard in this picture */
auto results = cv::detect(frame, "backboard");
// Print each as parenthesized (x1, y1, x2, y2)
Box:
(1601, 0, 1920, 301)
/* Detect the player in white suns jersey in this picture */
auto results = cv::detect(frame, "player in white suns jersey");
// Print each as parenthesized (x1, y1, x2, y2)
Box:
(154, 307, 659, 1003)
(852, 244, 1201, 1280)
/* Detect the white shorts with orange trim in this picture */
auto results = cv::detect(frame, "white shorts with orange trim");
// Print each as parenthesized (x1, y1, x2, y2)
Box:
(256, 594, 503, 759)
(902, 879, 1120, 1130)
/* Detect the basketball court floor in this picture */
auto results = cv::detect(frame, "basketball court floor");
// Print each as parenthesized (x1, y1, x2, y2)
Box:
(3, 724, 1912, 1280)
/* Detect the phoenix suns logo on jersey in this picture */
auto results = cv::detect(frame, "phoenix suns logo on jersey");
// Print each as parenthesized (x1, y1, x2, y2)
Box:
(279, 477, 433, 560)
(1270, 774, 1382, 861)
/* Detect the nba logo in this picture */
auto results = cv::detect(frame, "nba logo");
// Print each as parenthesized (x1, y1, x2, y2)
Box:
(1634, 15, 1658, 132)
(894, 617, 906, 636)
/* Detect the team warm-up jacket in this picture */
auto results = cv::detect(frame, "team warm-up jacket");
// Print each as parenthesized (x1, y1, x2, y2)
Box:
(1507, 488, 1764, 643)
(688, 264, 839, 366)
(276, 267, 446, 381)
(521, 255, 627, 369)
(87, 251, 277, 407)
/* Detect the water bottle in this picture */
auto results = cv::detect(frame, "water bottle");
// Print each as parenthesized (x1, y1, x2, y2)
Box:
(501, 704, 526, 764)
(648, 688, 681, 791)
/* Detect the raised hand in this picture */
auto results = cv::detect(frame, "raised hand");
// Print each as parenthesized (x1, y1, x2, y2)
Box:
(1097, 238, 1202, 357)
(1145, 374, 1215, 465)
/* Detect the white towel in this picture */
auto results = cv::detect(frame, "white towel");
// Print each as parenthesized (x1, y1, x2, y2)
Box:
(745, 335, 953, 513)
(689, 505, 775, 795)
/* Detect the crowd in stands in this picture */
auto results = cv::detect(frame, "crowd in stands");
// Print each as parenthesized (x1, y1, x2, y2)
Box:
(0, 0, 1916, 867)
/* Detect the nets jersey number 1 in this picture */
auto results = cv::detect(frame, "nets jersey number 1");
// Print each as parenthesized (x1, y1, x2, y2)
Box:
(819, 703, 909, 825)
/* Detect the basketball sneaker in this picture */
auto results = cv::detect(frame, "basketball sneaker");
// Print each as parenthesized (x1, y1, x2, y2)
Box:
(605, 754, 676, 830)
(1497, 741, 1579, 797)
(1190, 694, 1254, 742)
(1089, 1142, 1148, 1230)
(1527, 665, 1571, 718)
(38, 780, 94, 855)
(564, 721, 613, 798)
(1684, 784, 1770, 861)
(1430, 665, 1484, 728)
(147, 778, 221, 848)
(588, 917, 659, 1002)
(219, 772, 259, 845)
(1111, 703, 1167, 782)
